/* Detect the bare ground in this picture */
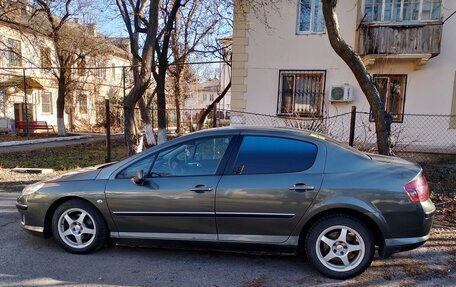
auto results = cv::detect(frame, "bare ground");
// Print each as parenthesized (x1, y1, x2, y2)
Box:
(0, 170, 454, 286)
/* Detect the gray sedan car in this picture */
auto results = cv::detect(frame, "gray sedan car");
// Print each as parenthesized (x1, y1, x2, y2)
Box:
(16, 127, 435, 279)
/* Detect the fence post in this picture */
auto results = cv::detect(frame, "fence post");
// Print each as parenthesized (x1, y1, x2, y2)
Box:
(105, 98, 111, 163)
(349, 105, 356, 147)
(212, 105, 217, 128)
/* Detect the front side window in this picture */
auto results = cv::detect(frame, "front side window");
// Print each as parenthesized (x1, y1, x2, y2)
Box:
(278, 70, 325, 117)
(117, 156, 156, 179)
(298, 0, 325, 33)
(78, 94, 88, 114)
(364, 0, 442, 22)
(233, 136, 318, 175)
(7, 38, 21, 66)
(41, 92, 52, 114)
(151, 136, 232, 177)
(370, 74, 407, 122)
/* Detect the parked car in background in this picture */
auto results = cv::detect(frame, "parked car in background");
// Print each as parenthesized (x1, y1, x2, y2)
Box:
(16, 127, 435, 279)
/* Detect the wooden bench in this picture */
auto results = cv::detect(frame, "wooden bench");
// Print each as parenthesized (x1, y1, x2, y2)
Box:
(16, 121, 55, 134)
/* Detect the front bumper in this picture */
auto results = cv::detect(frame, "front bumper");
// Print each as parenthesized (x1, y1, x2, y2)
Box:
(16, 201, 44, 236)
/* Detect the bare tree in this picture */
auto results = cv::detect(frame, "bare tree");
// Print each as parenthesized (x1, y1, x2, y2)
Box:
(321, 1, 391, 155)
(195, 39, 232, 130)
(23, 0, 112, 136)
(195, 80, 230, 130)
(233, 0, 391, 155)
(168, 0, 220, 134)
(0, 0, 117, 136)
(116, 0, 159, 155)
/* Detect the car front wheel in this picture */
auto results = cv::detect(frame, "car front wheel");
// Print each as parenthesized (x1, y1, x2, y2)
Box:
(52, 199, 108, 254)
(305, 214, 375, 279)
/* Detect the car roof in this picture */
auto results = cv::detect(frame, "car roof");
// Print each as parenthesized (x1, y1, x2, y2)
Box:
(191, 126, 313, 136)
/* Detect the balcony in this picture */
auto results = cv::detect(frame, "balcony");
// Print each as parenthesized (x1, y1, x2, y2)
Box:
(357, 21, 443, 69)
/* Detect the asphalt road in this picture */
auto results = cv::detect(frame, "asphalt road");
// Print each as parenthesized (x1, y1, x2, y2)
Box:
(0, 192, 455, 287)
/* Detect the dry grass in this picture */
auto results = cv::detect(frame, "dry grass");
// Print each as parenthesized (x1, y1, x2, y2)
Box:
(0, 138, 128, 171)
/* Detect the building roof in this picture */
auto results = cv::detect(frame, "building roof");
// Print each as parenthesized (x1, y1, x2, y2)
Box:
(197, 78, 220, 92)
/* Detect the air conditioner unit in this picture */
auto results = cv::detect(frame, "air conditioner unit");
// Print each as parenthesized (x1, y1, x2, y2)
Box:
(330, 84, 353, 102)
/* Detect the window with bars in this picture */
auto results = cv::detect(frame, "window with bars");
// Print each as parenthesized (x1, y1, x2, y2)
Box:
(7, 38, 21, 66)
(364, 0, 442, 22)
(370, 74, 407, 123)
(297, 0, 325, 33)
(278, 70, 325, 117)
(41, 92, 53, 114)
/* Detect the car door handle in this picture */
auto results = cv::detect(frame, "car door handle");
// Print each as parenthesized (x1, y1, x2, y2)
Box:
(289, 183, 315, 191)
(190, 185, 213, 193)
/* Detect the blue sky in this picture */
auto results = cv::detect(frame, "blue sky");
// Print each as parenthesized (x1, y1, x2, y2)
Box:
(91, 1, 127, 37)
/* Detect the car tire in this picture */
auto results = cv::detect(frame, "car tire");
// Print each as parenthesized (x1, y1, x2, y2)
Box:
(51, 199, 108, 254)
(305, 214, 374, 279)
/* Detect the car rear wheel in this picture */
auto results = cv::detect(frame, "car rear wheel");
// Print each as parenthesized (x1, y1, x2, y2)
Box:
(52, 199, 107, 254)
(305, 214, 374, 279)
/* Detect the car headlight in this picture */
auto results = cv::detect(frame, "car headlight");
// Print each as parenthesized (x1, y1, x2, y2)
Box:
(22, 182, 45, 195)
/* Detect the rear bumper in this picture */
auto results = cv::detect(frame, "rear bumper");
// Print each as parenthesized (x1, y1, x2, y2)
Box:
(381, 234, 429, 258)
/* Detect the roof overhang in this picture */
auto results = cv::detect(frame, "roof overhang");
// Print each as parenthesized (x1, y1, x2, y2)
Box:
(0, 77, 44, 94)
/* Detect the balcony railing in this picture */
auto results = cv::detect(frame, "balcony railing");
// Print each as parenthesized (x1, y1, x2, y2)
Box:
(357, 21, 443, 69)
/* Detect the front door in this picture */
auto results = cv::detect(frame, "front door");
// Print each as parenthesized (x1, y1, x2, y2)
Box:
(105, 135, 233, 241)
(14, 103, 34, 122)
(216, 135, 325, 243)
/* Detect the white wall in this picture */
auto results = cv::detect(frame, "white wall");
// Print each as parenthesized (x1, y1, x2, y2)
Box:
(238, 0, 456, 150)
(0, 22, 130, 131)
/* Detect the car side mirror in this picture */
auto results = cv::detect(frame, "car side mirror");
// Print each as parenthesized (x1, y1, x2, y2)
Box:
(132, 170, 145, 186)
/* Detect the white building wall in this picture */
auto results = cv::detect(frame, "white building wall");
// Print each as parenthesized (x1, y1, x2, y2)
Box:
(0, 21, 130, 132)
(235, 0, 456, 150)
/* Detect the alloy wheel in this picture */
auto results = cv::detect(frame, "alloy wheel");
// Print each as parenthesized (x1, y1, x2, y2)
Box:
(315, 225, 365, 272)
(57, 208, 97, 249)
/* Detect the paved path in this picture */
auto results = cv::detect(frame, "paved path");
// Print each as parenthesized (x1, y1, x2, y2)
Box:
(0, 134, 122, 154)
(0, 192, 455, 287)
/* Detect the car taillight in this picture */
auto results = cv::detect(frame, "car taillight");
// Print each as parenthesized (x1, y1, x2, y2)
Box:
(404, 174, 429, 202)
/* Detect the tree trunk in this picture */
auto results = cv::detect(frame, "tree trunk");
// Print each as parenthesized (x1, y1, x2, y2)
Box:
(173, 73, 182, 135)
(196, 81, 231, 130)
(56, 75, 66, 136)
(156, 70, 167, 144)
(124, 82, 149, 155)
(138, 97, 156, 148)
(322, 0, 391, 155)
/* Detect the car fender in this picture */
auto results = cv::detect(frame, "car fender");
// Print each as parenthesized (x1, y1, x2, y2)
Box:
(292, 195, 389, 239)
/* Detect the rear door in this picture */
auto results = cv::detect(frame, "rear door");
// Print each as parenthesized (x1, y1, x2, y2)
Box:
(215, 134, 325, 243)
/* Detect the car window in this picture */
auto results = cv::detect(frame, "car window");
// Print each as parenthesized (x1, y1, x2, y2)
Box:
(233, 136, 317, 174)
(116, 155, 155, 179)
(151, 136, 232, 177)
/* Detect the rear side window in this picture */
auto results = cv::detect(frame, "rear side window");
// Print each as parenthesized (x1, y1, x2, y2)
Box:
(233, 136, 317, 175)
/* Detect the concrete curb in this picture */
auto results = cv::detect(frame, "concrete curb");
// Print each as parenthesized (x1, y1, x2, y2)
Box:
(12, 168, 55, 174)
(0, 135, 92, 147)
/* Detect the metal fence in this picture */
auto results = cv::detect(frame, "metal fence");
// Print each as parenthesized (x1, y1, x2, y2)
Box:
(101, 104, 456, 163)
